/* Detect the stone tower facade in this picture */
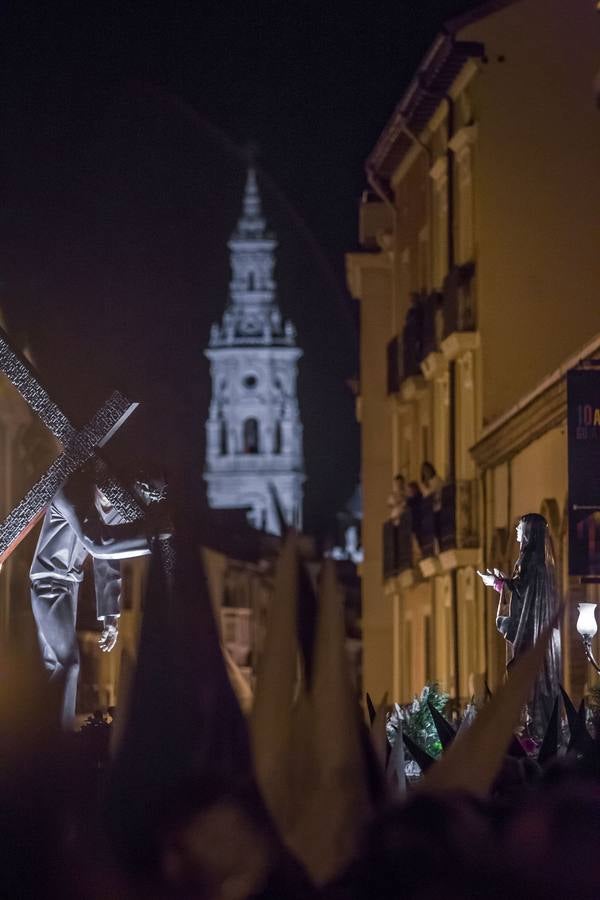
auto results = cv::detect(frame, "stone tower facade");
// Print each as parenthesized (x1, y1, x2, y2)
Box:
(204, 167, 304, 534)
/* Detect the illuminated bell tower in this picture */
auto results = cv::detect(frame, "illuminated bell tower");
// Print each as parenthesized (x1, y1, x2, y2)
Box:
(204, 166, 304, 534)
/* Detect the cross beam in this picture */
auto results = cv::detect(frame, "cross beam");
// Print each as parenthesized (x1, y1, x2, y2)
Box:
(0, 325, 145, 563)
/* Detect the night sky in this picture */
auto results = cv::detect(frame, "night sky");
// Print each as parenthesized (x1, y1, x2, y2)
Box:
(1, 0, 477, 536)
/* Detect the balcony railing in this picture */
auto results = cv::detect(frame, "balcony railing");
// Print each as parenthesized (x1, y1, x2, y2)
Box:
(439, 479, 480, 552)
(402, 324, 422, 379)
(403, 290, 426, 364)
(386, 335, 401, 395)
(382, 510, 413, 580)
(420, 291, 444, 360)
(382, 480, 480, 577)
(442, 262, 476, 339)
(386, 329, 422, 395)
(388, 273, 475, 397)
(417, 494, 437, 559)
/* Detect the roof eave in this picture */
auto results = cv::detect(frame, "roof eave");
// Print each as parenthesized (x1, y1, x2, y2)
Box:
(366, 33, 485, 182)
(444, 0, 520, 35)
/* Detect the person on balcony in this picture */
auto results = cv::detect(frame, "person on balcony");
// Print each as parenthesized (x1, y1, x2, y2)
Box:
(406, 481, 423, 558)
(420, 462, 443, 550)
(387, 474, 406, 525)
(477, 513, 561, 742)
(420, 462, 443, 505)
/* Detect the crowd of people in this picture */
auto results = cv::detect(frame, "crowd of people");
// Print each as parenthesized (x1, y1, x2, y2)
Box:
(387, 462, 443, 556)
(8, 670, 600, 898)
(3, 527, 600, 899)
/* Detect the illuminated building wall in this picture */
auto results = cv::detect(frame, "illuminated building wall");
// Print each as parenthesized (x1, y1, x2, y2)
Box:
(345, 253, 393, 700)
(205, 166, 305, 535)
(349, 0, 600, 704)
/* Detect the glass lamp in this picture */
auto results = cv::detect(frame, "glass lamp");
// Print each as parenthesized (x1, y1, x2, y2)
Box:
(577, 603, 600, 674)
(577, 603, 598, 639)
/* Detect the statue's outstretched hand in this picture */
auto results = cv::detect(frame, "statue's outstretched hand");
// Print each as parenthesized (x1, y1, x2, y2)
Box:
(477, 568, 497, 588)
(99, 615, 119, 653)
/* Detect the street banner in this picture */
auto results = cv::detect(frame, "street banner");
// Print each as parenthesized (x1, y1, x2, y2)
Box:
(567, 365, 600, 576)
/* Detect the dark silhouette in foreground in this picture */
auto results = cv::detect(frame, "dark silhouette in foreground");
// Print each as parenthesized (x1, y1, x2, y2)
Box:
(2, 526, 600, 899)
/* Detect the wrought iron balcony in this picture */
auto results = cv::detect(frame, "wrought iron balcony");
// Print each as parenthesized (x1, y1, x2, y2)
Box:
(404, 292, 425, 369)
(402, 326, 423, 380)
(382, 510, 413, 580)
(417, 494, 437, 559)
(407, 481, 479, 562)
(386, 330, 422, 395)
(439, 479, 480, 552)
(386, 292, 425, 395)
(381, 480, 481, 580)
(386, 335, 401, 395)
(420, 291, 444, 360)
(442, 262, 476, 339)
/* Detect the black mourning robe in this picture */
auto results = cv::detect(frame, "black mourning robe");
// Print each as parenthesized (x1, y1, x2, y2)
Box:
(496, 561, 561, 741)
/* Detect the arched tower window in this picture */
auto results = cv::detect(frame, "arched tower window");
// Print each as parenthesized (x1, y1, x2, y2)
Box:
(243, 418, 259, 454)
(248, 271, 255, 290)
(273, 420, 282, 454)
(219, 420, 228, 455)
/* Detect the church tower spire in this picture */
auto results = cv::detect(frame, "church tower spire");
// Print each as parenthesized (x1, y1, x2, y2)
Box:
(227, 166, 276, 315)
(204, 166, 305, 535)
(235, 166, 265, 236)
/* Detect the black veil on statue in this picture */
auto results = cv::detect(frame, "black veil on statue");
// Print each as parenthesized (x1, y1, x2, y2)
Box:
(497, 513, 561, 740)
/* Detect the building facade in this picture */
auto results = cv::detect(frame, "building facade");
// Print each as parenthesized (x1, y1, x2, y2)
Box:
(205, 167, 305, 535)
(348, 0, 600, 705)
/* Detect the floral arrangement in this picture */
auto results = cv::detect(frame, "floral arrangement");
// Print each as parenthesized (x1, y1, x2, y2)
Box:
(386, 682, 450, 759)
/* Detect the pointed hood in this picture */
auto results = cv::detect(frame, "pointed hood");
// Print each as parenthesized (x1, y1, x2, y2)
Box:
(251, 532, 300, 787)
(251, 545, 373, 885)
(107, 533, 253, 866)
(301, 559, 371, 883)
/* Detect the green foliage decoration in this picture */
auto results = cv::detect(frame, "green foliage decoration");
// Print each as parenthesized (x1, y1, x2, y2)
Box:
(386, 682, 450, 759)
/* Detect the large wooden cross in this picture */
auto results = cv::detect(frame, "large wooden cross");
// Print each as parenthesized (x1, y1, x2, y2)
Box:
(0, 325, 145, 563)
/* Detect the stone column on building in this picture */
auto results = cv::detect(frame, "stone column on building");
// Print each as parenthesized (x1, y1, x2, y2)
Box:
(346, 251, 393, 702)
